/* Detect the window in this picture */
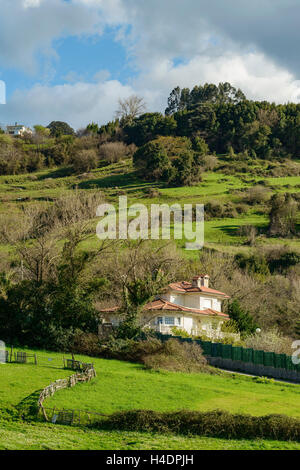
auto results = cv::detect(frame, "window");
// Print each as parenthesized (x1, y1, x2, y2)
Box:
(202, 298, 213, 309)
(157, 316, 179, 326)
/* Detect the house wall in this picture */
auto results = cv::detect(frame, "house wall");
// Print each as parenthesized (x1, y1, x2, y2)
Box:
(102, 310, 227, 340)
(182, 316, 193, 334)
(162, 291, 222, 312)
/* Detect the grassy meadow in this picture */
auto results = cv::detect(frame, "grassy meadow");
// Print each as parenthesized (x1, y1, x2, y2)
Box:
(1, 349, 300, 450)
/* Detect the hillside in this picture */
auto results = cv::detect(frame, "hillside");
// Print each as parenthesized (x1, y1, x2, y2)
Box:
(0, 157, 299, 255)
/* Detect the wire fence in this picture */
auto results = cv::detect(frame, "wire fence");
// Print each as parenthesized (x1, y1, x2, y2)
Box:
(41, 406, 106, 426)
(4, 350, 76, 369)
(37, 363, 97, 422)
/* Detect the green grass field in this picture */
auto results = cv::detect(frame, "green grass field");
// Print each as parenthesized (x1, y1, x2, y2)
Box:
(1, 349, 300, 450)
(2, 420, 300, 450)
(45, 356, 300, 418)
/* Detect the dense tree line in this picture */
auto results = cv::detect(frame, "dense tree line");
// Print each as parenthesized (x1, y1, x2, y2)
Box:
(1, 82, 300, 177)
(123, 84, 300, 159)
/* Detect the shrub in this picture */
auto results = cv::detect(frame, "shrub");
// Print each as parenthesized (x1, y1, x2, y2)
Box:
(98, 409, 300, 441)
(172, 151, 202, 186)
(99, 142, 133, 163)
(100, 337, 214, 374)
(268, 193, 298, 237)
(237, 225, 258, 246)
(142, 338, 211, 373)
(245, 328, 294, 355)
(243, 185, 270, 205)
(171, 327, 191, 337)
(202, 154, 218, 171)
(71, 330, 102, 356)
(72, 149, 98, 173)
(133, 141, 174, 182)
(205, 201, 238, 219)
(144, 188, 162, 198)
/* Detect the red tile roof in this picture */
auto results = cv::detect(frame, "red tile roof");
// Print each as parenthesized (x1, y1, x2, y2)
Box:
(99, 298, 229, 319)
(144, 298, 229, 318)
(168, 281, 230, 298)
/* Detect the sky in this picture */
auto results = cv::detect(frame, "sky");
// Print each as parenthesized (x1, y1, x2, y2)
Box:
(0, 0, 300, 130)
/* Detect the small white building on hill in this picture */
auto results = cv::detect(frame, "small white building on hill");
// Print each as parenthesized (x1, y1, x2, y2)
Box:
(6, 123, 32, 136)
(100, 275, 235, 340)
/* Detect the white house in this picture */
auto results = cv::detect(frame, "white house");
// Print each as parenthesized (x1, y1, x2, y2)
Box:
(100, 275, 234, 340)
(6, 123, 32, 136)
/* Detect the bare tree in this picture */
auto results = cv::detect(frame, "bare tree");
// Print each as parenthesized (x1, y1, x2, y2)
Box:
(115, 95, 146, 125)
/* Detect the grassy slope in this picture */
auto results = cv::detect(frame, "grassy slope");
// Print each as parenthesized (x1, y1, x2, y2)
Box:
(45, 355, 300, 418)
(1, 350, 300, 449)
(0, 361, 70, 408)
(0, 159, 299, 256)
(2, 420, 300, 450)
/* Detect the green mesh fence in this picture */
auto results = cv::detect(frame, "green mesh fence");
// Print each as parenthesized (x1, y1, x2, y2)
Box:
(221, 344, 232, 359)
(155, 332, 300, 375)
(274, 354, 286, 369)
(284, 355, 297, 371)
(242, 348, 253, 363)
(253, 349, 264, 365)
(263, 351, 275, 368)
(201, 341, 212, 356)
(211, 343, 222, 357)
(232, 346, 243, 361)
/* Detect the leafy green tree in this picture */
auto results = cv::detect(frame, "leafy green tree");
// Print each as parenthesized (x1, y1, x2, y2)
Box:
(86, 122, 99, 134)
(192, 136, 209, 155)
(47, 121, 75, 137)
(165, 86, 190, 115)
(133, 141, 174, 182)
(172, 151, 202, 186)
(125, 113, 177, 147)
(166, 82, 246, 117)
(235, 253, 270, 277)
(227, 300, 258, 337)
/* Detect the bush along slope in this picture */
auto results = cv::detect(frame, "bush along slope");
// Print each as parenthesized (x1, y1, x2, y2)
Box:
(96, 409, 300, 442)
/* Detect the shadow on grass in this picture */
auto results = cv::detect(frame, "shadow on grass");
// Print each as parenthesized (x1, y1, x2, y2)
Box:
(218, 225, 242, 237)
(15, 389, 41, 420)
(38, 167, 74, 180)
(77, 171, 152, 190)
(218, 222, 269, 238)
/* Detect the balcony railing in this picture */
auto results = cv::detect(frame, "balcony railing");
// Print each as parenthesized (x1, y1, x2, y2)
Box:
(144, 323, 240, 341)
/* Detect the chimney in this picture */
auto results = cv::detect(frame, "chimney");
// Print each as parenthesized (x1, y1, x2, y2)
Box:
(192, 275, 210, 288)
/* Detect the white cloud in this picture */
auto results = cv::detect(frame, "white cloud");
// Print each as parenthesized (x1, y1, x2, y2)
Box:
(22, 0, 42, 8)
(3, 80, 134, 129)
(0, 0, 107, 73)
(1, 0, 300, 128)
(133, 52, 300, 113)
